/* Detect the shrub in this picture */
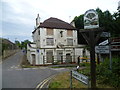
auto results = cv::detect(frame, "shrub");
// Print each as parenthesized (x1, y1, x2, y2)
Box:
(96, 57, 120, 88)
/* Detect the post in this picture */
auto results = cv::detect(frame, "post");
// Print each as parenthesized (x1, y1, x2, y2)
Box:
(109, 37, 112, 70)
(78, 56, 80, 66)
(70, 71, 72, 89)
(43, 56, 45, 64)
(89, 31, 96, 88)
(61, 56, 63, 64)
(97, 53, 100, 64)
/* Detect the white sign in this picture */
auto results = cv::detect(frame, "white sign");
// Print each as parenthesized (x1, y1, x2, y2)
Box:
(84, 9, 99, 29)
(100, 32, 110, 37)
(99, 39, 108, 45)
(95, 46, 110, 54)
(72, 70, 88, 85)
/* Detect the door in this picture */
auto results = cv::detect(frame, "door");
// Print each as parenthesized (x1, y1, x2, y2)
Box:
(57, 50, 63, 63)
(66, 53, 72, 63)
(32, 54, 36, 65)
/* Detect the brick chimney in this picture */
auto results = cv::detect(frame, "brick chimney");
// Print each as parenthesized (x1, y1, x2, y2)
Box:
(36, 14, 40, 26)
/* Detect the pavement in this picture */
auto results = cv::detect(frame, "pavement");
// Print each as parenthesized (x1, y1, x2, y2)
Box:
(2, 51, 75, 89)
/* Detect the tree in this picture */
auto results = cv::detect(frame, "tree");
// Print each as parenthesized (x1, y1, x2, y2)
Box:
(21, 40, 31, 50)
(73, 8, 120, 45)
(15, 40, 21, 48)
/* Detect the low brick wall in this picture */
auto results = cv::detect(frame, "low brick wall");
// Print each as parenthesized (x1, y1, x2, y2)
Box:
(1, 49, 19, 60)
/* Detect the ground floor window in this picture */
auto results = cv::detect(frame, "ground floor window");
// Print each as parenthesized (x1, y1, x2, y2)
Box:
(46, 50, 53, 63)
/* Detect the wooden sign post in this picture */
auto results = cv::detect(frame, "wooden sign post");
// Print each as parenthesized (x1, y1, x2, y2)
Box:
(80, 9, 104, 88)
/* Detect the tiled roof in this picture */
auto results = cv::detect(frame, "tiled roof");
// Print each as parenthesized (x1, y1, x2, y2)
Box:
(39, 17, 76, 30)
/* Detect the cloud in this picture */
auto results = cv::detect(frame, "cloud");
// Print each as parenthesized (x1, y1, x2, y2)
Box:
(1, 0, 118, 42)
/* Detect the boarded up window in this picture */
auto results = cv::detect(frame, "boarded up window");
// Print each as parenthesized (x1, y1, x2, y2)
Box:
(67, 38, 73, 45)
(46, 38, 54, 45)
(46, 28, 53, 35)
(46, 50, 53, 63)
(67, 30, 73, 36)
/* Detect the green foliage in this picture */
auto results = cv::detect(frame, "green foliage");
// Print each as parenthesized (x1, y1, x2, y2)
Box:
(73, 8, 120, 37)
(97, 57, 120, 88)
(20, 40, 31, 49)
(15, 40, 21, 48)
(79, 63, 90, 76)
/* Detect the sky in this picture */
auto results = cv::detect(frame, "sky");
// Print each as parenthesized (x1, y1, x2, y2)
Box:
(0, 0, 119, 43)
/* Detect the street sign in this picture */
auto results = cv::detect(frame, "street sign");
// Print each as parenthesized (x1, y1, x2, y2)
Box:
(111, 45, 120, 51)
(99, 39, 108, 45)
(95, 46, 110, 54)
(100, 32, 110, 37)
(84, 9, 99, 29)
(72, 70, 89, 85)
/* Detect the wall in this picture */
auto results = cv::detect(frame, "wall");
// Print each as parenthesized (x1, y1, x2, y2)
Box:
(1, 49, 19, 60)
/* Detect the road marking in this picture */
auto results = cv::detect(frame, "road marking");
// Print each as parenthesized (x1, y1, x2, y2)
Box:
(51, 68, 65, 70)
(23, 68, 31, 70)
(39, 78, 50, 88)
(35, 75, 55, 89)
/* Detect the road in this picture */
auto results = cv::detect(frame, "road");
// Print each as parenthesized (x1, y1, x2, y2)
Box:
(2, 51, 71, 89)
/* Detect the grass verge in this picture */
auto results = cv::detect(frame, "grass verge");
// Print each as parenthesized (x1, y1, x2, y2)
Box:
(49, 63, 113, 88)
(49, 72, 87, 88)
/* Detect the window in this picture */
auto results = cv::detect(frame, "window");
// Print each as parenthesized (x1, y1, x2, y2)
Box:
(46, 38, 54, 45)
(67, 30, 73, 37)
(67, 38, 73, 45)
(46, 28, 53, 35)
(46, 50, 53, 63)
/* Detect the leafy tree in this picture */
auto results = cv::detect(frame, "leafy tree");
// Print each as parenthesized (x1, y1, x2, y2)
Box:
(73, 8, 120, 44)
(15, 40, 21, 48)
(21, 40, 31, 50)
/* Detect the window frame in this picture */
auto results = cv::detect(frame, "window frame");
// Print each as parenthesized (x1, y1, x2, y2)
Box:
(46, 38, 54, 45)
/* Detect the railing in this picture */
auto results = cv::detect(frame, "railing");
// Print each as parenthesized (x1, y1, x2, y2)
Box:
(42, 55, 90, 64)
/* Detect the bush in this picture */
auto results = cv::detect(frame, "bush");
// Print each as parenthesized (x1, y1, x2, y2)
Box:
(96, 57, 120, 88)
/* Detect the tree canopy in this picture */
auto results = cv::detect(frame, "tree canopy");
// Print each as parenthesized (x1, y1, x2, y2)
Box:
(73, 8, 120, 44)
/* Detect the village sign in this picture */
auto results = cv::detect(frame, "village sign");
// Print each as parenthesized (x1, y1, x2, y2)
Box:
(84, 9, 99, 29)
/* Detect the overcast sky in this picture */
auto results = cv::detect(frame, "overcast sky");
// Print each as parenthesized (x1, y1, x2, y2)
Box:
(0, 0, 119, 42)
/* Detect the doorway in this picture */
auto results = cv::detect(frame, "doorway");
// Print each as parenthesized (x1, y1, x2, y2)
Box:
(32, 54, 36, 65)
(66, 53, 72, 63)
(57, 50, 63, 63)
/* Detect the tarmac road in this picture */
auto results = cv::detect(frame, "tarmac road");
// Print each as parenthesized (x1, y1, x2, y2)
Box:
(2, 51, 71, 89)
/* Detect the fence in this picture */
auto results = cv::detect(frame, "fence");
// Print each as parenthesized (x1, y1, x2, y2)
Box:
(42, 55, 90, 64)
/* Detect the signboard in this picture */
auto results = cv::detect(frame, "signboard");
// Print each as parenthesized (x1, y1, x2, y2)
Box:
(100, 32, 110, 37)
(99, 39, 108, 45)
(95, 46, 110, 54)
(84, 9, 99, 29)
(111, 37, 120, 44)
(111, 45, 120, 51)
(72, 70, 89, 85)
